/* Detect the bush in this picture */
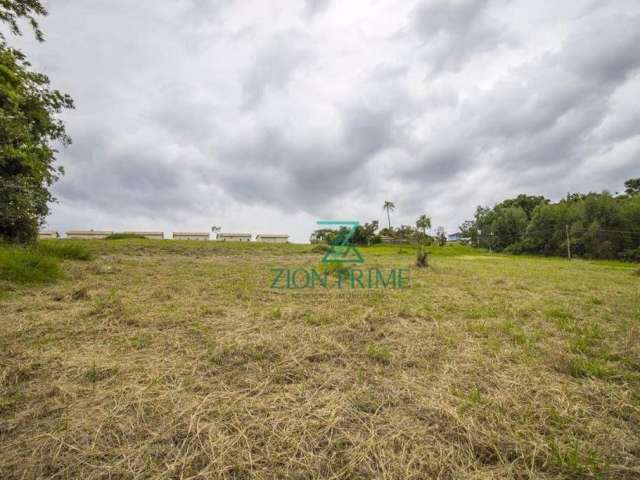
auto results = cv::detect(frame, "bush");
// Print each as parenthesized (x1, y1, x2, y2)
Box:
(105, 233, 148, 240)
(35, 241, 91, 260)
(503, 241, 527, 255)
(0, 244, 62, 284)
(416, 248, 428, 267)
(619, 247, 640, 263)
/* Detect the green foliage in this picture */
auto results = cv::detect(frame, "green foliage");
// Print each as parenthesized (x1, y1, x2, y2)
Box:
(0, 242, 61, 284)
(0, 1, 47, 41)
(105, 233, 148, 240)
(0, 1, 73, 243)
(366, 344, 392, 364)
(416, 214, 431, 234)
(383, 200, 395, 229)
(310, 222, 381, 246)
(434, 226, 447, 246)
(0, 238, 90, 284)
(625, 177, 640, 195)
(463, 183, 640, 261)
(35, 241, 91, 260)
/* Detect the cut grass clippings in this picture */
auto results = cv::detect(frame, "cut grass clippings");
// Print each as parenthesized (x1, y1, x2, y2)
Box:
(0, 239, 639, 479)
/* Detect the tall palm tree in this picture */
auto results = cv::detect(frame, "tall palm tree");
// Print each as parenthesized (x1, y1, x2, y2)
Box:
(383, 201, 396, 229)
(416, 214, 431, 236)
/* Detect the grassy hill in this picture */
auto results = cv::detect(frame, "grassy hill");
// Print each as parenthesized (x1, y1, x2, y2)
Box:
(1, 240, 639, 478)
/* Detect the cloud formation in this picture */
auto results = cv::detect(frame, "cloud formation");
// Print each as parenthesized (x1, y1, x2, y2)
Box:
(7, 0, 640, 241)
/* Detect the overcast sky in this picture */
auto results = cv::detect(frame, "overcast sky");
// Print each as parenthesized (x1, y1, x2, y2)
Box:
(8, 0, 640, 242)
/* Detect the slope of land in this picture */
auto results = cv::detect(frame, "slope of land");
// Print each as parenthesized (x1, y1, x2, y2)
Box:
(1, 240, 639, 479)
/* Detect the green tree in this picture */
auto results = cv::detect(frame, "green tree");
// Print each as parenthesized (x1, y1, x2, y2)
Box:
(625, 178, 640, 195)
(435, 226, 447, 246)
(0, 0, 73, 243)
(360, 220, 379, 245)
(415, 214, 431, 236)
(462, 179, 640, 260)
(383, 200, 395, 229)
(492, 206, 528, 250)
(497, 194, 549, 220)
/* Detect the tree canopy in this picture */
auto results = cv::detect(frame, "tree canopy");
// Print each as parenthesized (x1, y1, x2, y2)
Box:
(462, 180, 640, 261)
(0, 0, 73, 242)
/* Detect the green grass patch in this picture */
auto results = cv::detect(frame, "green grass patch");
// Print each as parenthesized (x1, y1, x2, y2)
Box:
(366, 343, 392, 364)
(0, 244, 62, 284)
(569, 356, 612, 379)
(105, 233, 149, 240)
(550, 441, 610, 478)
(35, 241, 92, 260)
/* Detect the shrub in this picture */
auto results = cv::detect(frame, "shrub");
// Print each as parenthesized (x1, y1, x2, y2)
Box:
(416, 248, 428, 267)
(503, 241, 527, 254)
(619, 247, 640, 263)
(105, 233, 148, 240)
(0, 244, 62, 284)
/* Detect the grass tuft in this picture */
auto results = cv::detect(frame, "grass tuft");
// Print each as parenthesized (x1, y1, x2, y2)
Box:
(35, 241, 92, 260)
(0, 244, 61, 284)
(365, 343, 392, 364)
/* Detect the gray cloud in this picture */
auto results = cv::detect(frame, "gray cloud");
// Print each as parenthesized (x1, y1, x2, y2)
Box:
(7, 0, 640, 240)
(303, 0, 332, 18)
(412, 0, 514, 72)
(241, 32, 312, 107)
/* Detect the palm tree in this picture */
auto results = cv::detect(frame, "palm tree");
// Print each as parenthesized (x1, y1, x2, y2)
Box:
(416, 214, 431, 236)
(383, 201, 396, 229)
(415, 214, 431, 268)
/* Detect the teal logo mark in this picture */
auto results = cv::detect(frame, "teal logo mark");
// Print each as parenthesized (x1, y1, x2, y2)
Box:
(317, 220, 364, 264)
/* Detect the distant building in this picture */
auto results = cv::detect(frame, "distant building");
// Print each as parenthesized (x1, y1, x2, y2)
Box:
(255, 234, 289, 243)
(125, 231, 164, 240)
(38, 231, 59, 240)
(447, 232, 468, 243)
(217, 233, 252, 242)
(172, 232, 209, 241)
(66, 230, 113, 239)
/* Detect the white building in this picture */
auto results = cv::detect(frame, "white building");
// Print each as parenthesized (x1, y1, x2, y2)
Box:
(216, 233, 252, 242)
(255, 234, 289, 243)
(66, 230, 113, 239)
(173, 232, 209, 241)
(38, 231, 59, 240)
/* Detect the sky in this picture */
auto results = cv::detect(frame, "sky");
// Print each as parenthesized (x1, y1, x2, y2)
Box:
(6, 0, 640, 242)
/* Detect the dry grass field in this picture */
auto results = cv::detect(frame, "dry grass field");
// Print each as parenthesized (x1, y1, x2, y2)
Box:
(1, 240, 639, 479)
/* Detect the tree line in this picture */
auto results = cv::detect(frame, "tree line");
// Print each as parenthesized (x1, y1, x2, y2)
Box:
(310, 202, 447, 246)
(460, 178, 640, 261)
